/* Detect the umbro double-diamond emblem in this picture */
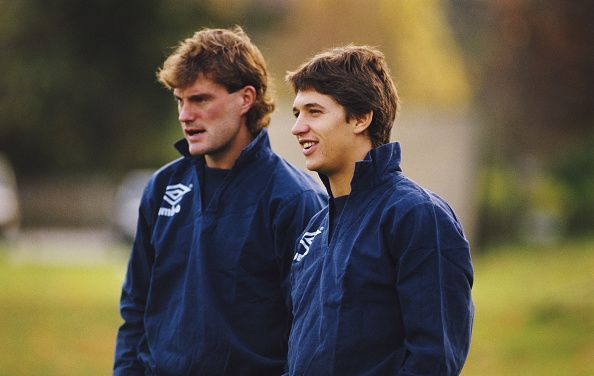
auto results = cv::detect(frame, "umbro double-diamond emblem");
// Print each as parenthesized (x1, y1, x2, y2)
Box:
(294, 227, 324, 262)
(158, 183, 192, 217)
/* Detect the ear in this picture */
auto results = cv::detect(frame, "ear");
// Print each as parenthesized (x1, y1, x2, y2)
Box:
(239, 85, 257, 115)
(352, 111, 373, 135)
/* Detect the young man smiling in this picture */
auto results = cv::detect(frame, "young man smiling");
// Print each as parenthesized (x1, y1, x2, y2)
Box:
(286, 46, 474, 375)
(113, 27, 326, 375)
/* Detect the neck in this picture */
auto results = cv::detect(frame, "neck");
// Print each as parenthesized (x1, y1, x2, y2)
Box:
(327, 142, 372, 197)
(328, 170, 354, 197)
(205, 124, 253, 169)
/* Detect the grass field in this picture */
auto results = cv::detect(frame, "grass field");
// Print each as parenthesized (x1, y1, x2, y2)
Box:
(463, 240, 594, 376)
(0, 243, 126, 375)
(0, 239, 593, 375)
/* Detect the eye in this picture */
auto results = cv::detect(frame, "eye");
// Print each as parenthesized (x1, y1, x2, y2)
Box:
(293, 111, 300, 118)
(190, 95, 210, 104)
(309, 108, 322, 115)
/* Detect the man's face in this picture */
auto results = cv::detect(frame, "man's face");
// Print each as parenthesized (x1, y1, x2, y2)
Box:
(291, 89, 358, 177)
(174, 74, 251, 165)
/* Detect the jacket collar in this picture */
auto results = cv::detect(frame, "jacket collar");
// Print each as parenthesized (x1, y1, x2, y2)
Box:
(319, 141, 403, 197)
(173, 129, 272, 168)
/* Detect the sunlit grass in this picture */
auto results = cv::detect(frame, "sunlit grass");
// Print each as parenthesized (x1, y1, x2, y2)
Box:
(463, 240, 594, 376)
(0, 240, 593, 375)
(0, 244, 127, 375)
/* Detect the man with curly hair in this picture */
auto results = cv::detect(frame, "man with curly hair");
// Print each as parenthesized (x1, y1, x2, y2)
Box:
(114, 26, 326, 375)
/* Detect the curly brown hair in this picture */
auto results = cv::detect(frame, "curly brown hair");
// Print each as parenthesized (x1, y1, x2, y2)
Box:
(157, 26, 275, 135)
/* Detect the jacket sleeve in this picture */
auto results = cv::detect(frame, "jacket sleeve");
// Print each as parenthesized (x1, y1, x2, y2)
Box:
(391, 201, 474, 375)
(273, 189, 326, 311)
(113, 198, 155, 376)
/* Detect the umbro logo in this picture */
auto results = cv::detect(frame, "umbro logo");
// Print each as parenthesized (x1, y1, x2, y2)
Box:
(294, 226, 324, 262)
(158, 183, 192, 217)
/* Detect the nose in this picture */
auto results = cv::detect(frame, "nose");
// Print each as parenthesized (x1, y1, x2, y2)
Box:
(291, 114, 309, 136)
(178, 102, 195, 123)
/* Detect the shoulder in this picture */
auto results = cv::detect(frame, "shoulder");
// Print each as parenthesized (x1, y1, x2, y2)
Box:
(153, 156, 193, 180)
(381, 173, 459, 223)
(380, 173, 431, 208)
(380, 174, 468, 247)
(268, 154, 326, 198)
(141, 157, 193, 201)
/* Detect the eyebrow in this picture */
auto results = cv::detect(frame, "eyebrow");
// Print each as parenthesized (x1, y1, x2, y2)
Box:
(174, 93, 213, 102)
(292, 102, 324, 112)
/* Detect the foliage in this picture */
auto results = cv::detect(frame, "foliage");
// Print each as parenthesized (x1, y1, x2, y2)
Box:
(448, 0, 594, 159)
(449, 0, 594, 241)
(1, 0, 172, 174)
(0, 0, 282, 175)
(379, 0, 471, 106)
(552, 136, 594, 236)
(1, 0, 474, 208)
(266, 0, 470, 107)
(475, 165, 526, 245)
(476, 161, 574, 246)
(475, 135, 594, 246)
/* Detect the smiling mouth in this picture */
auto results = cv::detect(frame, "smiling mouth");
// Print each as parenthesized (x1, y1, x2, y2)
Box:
(302, 141, 316, 150)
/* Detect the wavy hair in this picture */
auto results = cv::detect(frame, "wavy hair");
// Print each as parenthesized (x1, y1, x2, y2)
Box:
(157, 26, 274, 134)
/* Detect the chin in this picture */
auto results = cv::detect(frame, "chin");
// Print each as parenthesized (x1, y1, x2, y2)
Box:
(305, 162, 324, 173)
(304, 161, 317, 172)
(188, 146, 207, 156)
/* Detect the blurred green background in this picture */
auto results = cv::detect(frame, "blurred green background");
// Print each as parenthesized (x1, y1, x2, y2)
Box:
(0, 0, 592, 374)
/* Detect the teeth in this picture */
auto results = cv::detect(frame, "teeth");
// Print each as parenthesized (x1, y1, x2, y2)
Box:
(303, 142, 315, 149)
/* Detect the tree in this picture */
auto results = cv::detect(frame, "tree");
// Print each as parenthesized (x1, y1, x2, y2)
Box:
(0, 0, 282, 175)
(448, 0, 594, 242)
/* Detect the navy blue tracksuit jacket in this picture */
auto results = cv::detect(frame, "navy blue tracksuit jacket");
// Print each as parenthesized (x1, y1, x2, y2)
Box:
(114, 130, 326, 375)
(288, 142, 474, 375)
